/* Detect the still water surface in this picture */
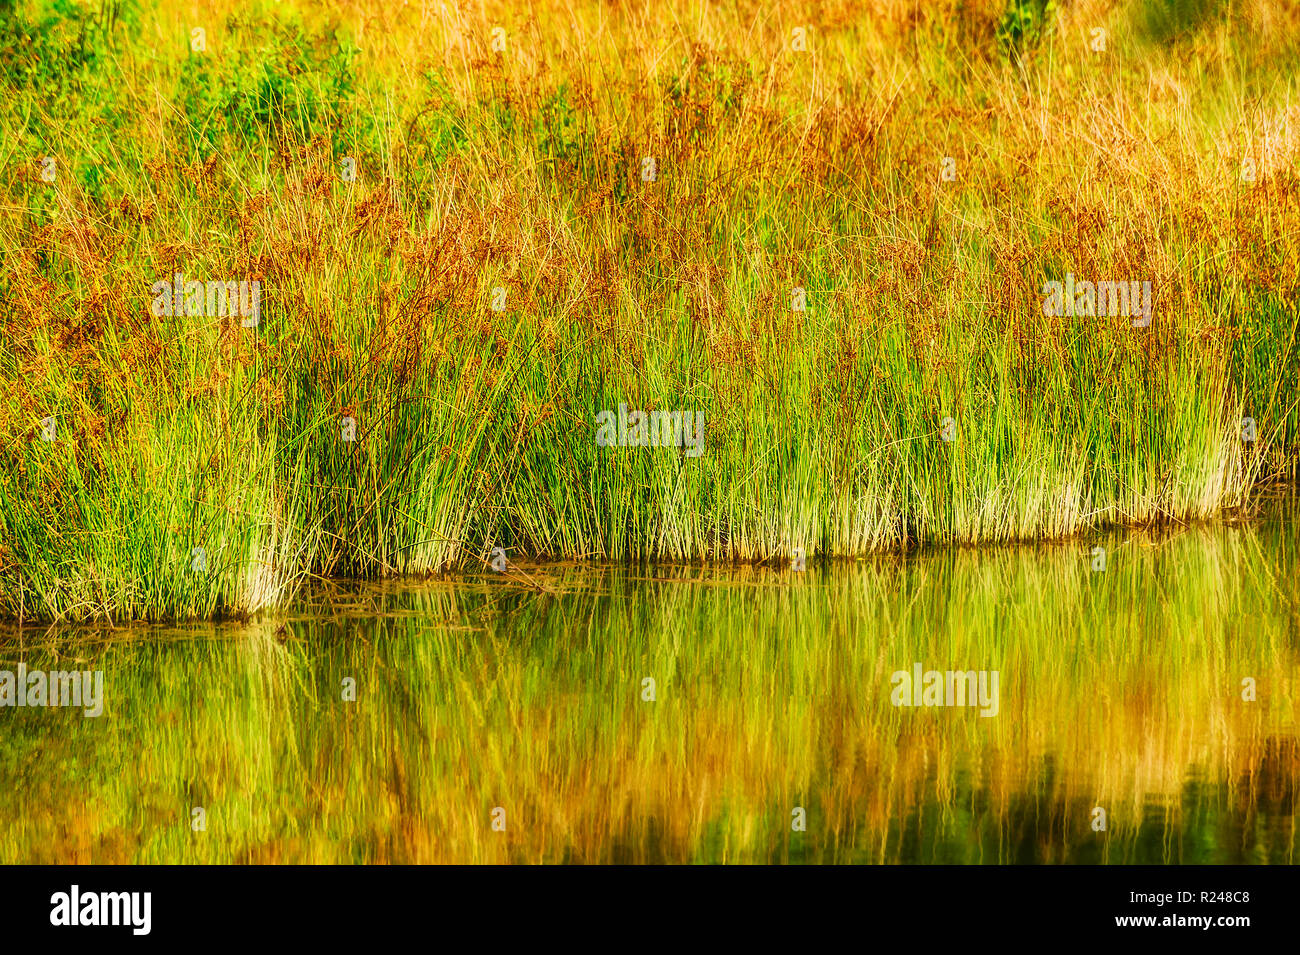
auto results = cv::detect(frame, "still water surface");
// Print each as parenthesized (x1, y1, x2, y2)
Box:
(2, 504, 1296, 863)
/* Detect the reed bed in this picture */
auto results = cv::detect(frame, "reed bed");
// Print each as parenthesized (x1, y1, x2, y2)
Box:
(2, 0, 1298, 620)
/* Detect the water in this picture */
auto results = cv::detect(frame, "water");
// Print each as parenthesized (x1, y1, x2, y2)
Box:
(1, 502, 1296, 863)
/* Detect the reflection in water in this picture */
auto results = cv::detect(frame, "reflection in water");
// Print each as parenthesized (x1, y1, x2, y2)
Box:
(1, 505, 1296, 863)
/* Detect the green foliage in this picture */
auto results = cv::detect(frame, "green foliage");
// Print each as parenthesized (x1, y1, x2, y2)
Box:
(1134, 0, 1227, 43)
(995, 0, 1057, 58)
